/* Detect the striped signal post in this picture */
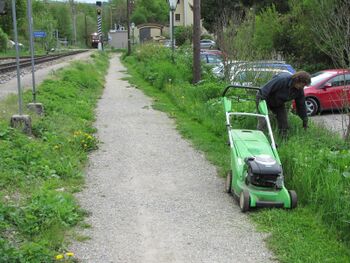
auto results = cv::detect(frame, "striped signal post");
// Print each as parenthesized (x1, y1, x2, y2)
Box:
(96, 1, 102, 50)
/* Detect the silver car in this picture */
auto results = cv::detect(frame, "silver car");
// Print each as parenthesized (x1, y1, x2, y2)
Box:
(200, 39, 216, 49)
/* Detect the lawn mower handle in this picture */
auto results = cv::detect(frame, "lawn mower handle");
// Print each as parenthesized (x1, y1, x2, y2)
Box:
(222, 85, 260, 97)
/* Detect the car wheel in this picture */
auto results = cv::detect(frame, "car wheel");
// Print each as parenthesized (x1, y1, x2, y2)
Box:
(239, 190, 250, 212)
(305, 97, 318, 116)
(288, 190, 297, 209)
(225, 170, 232, 193)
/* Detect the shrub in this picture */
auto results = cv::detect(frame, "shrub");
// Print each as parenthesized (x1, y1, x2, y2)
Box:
(175, 26, 193, 46)
(0, 27, 8, 51)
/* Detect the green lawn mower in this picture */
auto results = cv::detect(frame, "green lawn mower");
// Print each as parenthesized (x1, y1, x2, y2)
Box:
(222, 85, 297, 212)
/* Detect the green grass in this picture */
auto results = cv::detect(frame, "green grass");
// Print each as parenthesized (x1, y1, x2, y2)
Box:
(0, 52, 109, 262)
(122, 44, 350, 262)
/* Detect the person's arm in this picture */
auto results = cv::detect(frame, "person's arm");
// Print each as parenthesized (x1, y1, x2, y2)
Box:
(295, 90, 307, 120)
(295, 90, 308, 129)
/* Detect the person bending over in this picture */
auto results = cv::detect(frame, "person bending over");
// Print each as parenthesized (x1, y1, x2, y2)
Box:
(256, 71, 311, 137)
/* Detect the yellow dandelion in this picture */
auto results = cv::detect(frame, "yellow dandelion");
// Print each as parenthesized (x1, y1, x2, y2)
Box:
(65, 252, 74, 257)
(55, 254, 64, 260)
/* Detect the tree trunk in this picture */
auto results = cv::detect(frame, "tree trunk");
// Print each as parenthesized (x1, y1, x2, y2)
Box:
(193, 0, 201, 84)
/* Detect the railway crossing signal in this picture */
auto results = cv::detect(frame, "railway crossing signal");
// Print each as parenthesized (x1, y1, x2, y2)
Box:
(96, 1, 102, 50)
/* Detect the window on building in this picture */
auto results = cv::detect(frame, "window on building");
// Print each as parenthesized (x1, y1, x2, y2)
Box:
(177, 0, 180, 4)
(175, 14, 180, 21)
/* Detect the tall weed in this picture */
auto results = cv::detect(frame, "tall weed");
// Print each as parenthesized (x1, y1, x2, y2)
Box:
(0, 52, 109, 261)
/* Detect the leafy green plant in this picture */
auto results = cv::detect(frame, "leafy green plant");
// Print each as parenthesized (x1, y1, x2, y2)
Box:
(0, 27, 8, 52)
(0, 52, 109, 262)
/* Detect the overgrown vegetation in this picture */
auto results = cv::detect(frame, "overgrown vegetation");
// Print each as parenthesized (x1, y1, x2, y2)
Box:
(201, 0, 345, 72)
(0, 52, 109, 262)
(123, 44, 350, 262)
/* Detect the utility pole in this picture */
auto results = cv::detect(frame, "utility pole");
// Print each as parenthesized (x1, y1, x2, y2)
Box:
(69, 0, 77, 46)
(193, 0, 201, 83)
(85, 14, 88, 46)
(127, 0, 131, 55)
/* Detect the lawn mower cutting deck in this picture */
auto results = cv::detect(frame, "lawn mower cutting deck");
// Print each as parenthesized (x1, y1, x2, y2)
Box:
(222, 85, 297, 212)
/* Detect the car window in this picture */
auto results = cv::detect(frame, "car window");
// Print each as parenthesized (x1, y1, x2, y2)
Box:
(311, 72, 335, 86)
(330, 74, 347, 87)
(207, 54, 221, 64)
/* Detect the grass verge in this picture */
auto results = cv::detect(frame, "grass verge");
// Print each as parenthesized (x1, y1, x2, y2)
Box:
(122, 44, 350, 263)
(0, 52, 109, 262)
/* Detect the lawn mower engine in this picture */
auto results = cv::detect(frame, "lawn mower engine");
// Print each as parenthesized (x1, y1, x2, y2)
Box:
(244, 155, 283, 189)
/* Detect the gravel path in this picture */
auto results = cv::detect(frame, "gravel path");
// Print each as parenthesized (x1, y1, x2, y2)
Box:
(0, 51, 93, 100)
(69, 54, 276, 263)
(311, 113, 349, 138)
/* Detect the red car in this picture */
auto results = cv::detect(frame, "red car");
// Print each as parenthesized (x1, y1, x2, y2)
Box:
(293, 69, 350, 116)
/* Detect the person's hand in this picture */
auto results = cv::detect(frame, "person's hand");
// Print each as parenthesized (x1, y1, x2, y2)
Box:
(302, 118, 308, 130)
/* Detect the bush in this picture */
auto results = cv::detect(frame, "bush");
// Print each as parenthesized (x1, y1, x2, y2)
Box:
(0, 27, 8, 51)
(175, 26, 193, 46)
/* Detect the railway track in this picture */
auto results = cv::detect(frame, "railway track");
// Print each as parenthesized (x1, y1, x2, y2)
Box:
(0, 50, 88, 73)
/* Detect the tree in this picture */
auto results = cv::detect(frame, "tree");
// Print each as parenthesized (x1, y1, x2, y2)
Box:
(0, 0, 27, 37)
(252, 5, 282, 58)
(273, 0, 332, 71)
(240, 0, 290, 14)
(307, 0, 350, 68)
(49, 3, 72, 41)
(131, 0, 167, 25)
(110, 0, 127, 27)
(32, 0, 57, 49)
(0, 26, 8, 51)
(201, 0, 241, 34)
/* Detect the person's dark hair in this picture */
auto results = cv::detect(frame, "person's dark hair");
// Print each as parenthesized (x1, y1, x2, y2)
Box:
(291, 71, 311, 85)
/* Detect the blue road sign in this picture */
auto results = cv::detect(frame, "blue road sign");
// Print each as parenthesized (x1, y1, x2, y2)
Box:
(33, 31, 46, 38)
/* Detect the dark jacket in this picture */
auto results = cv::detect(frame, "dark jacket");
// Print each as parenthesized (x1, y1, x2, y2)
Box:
(258, 73, 307, 120)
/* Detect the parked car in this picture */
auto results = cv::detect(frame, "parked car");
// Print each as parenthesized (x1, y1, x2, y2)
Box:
(212, 60, 295, 80)
(251, 61, 295, 74)
(200, 39, 216, 49)
(231, 68, 291, 87)
(200, 49, 223, 66)
(292, 69, 350, 116)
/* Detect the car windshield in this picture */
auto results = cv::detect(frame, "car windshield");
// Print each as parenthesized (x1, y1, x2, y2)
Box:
(234, 70, 283, 83)
(207, 54, 222, 64)
(310, 72, 335, 86)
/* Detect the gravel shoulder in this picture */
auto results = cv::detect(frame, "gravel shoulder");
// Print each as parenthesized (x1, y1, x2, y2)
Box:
(69, 54, 276, 263)
(311, 113, 349, 138)
(0, 51, 93, 101)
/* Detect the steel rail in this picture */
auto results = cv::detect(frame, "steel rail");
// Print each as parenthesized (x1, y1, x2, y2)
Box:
(0, 50, 88, 73)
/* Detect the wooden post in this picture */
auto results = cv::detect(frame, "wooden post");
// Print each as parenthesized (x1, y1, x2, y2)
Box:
(193, 0, 201, 83)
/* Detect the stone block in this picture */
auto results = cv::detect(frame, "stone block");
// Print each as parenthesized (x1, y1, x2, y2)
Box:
(10, 114, 32, 135)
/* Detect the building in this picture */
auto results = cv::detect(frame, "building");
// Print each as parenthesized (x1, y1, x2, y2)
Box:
(173, 0, 193, 27)
(169, 0, 207, 35)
